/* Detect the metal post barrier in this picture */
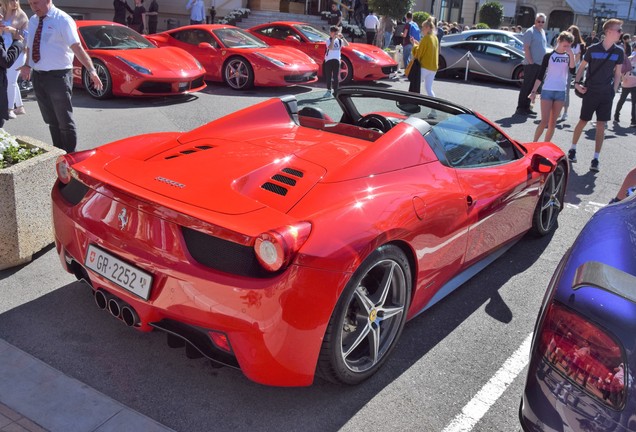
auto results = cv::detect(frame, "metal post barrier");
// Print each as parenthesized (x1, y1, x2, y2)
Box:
(465, 52, 470, 81)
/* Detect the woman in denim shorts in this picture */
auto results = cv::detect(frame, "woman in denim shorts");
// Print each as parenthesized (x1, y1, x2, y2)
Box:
(529, 31, 575, 142)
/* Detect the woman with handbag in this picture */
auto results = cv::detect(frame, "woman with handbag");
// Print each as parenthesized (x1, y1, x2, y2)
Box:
(614, 52, 636, 127)
(411, 17, 438, 118)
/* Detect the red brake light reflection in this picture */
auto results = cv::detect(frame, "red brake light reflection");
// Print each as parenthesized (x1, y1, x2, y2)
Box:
(55, 150, 96, 184)
(538, 302, 626, 409)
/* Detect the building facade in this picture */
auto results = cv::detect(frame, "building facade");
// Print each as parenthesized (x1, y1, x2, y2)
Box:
(16, 0, 635, 36)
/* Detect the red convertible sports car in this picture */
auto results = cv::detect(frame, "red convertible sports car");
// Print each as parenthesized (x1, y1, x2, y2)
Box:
(249, 22, 398, 83)
(74, 21, 206, 99)
(146, 24, 319, 90)
(52, 87, 567, 386)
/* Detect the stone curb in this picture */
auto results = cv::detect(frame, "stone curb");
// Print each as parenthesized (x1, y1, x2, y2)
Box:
(0, 339, 175, 432)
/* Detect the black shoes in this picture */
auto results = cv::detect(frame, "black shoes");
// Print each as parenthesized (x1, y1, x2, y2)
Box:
(590, 158, 600, 172)
(568, 149, 577, 163)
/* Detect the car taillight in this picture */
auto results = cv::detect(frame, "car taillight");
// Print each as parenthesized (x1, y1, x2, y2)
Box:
(254, 222, 311, 272)
(537, 301, 626, 409)
(208, 331, 232, 353)
(55, 150, 95, 184)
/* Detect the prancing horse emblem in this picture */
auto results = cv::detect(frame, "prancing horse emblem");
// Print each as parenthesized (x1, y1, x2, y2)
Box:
(118, 208, 129, 230)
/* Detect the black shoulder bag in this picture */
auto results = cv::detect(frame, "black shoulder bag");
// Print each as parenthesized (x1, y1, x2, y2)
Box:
(575, 50, 615, 98)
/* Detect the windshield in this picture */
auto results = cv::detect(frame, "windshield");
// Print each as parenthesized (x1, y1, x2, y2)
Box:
(214, 28, 267, 48)
(294, 24, 328, 43)
(80, 25, 155, 50)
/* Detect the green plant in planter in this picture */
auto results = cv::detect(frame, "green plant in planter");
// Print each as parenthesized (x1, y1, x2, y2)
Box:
(0, 129, 44, 169)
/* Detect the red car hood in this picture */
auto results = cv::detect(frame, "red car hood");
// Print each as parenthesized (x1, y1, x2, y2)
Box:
(345, 43, 395, 62)
(107, 46, 202, 75)
(246, 46, 316, 66)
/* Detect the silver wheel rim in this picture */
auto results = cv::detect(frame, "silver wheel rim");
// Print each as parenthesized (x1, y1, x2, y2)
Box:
(85, 62, 109, 98)
(338, 60, 350, 82)
(225, 59, 250, 89)
(539, 164, 565, 232)
(340, 258, 407, 373)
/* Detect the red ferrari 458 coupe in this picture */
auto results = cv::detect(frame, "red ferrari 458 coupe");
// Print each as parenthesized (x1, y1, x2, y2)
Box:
(52, 87, 567, 386)
(74, 21, 206, 99)
(146, 24, 319, 90)
(249, 21, 398, 83)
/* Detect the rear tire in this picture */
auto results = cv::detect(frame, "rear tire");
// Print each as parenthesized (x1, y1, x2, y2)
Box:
(437, 56, 447, 78)
(530, 162, 566, 236)
(317, 244, 411, 385)
(513, 66, 524, 87)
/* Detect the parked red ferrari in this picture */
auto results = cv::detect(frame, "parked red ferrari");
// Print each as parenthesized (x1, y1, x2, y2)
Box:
(52, 87, 567, 386)
(74, 21, 206, 99)
(249, 21, 398, 82)
(146, 24, 319, 90)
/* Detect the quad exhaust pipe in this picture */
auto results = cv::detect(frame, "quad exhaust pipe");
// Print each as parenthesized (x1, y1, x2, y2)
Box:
(94, 289, 140, 327)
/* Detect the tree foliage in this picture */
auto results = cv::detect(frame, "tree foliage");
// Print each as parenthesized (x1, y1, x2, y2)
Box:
(412, 11, 430, 27)
(368, 0, 414, 19)
(479, 2, 503, 29)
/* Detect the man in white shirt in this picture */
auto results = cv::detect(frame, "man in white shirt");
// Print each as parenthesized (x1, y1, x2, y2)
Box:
(364, 10, 380, 45)
(186, 0, 205, 25)
(20, 0, 102, 153)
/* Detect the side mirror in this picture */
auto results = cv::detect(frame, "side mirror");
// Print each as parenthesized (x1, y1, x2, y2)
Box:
(531, 154, 554, 174)
(198, 42, 215, 50)
(285, 35, 300, 43)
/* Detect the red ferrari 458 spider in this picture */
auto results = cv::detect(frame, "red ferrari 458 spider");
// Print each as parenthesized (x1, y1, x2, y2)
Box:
(74, 21, 206, 99)
(52, 87, 567, 386)
(249, 21, 398, 83)
(146, 24, 319, 90)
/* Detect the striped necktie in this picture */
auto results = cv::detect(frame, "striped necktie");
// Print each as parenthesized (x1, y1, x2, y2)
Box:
(32, 16, 45, 63)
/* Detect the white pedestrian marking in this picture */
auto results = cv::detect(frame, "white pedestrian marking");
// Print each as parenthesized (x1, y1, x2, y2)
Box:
(441, 333, 533, 432)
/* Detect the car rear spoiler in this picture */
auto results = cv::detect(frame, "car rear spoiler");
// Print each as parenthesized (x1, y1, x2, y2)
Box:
(573, 261, 636, 303)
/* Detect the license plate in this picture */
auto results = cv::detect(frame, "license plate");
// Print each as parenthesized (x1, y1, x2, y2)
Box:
(85, 245, 153, 300)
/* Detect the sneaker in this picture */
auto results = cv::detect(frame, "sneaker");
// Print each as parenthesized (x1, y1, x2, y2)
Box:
(14, 106, 25, 115)
(560, 112, 568, 121)
(590, 158, 600, 172)
(7, 110, 16, 119)
(323, 90, 332, 98)
(568, 149, 577, 162)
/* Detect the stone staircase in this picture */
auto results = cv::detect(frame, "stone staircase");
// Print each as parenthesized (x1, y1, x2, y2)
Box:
(234, 10, 331, 31)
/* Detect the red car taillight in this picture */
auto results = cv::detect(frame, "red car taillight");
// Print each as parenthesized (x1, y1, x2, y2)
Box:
(254, 222, 311, 272)
(56, 150, 96, 184)
(537, 301, 626, 409)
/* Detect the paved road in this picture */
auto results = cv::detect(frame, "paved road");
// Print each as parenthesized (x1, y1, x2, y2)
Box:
(1, 76, 633, 431)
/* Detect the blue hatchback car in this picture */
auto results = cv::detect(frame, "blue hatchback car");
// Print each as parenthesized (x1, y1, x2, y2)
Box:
(520, 192, 636, 431)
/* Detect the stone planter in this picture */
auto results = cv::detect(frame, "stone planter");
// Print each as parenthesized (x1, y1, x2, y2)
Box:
(0, 137, 65, 270)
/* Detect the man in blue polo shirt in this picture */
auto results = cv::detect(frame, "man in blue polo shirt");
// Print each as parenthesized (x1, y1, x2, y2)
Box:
(568, 18, 624, 172)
